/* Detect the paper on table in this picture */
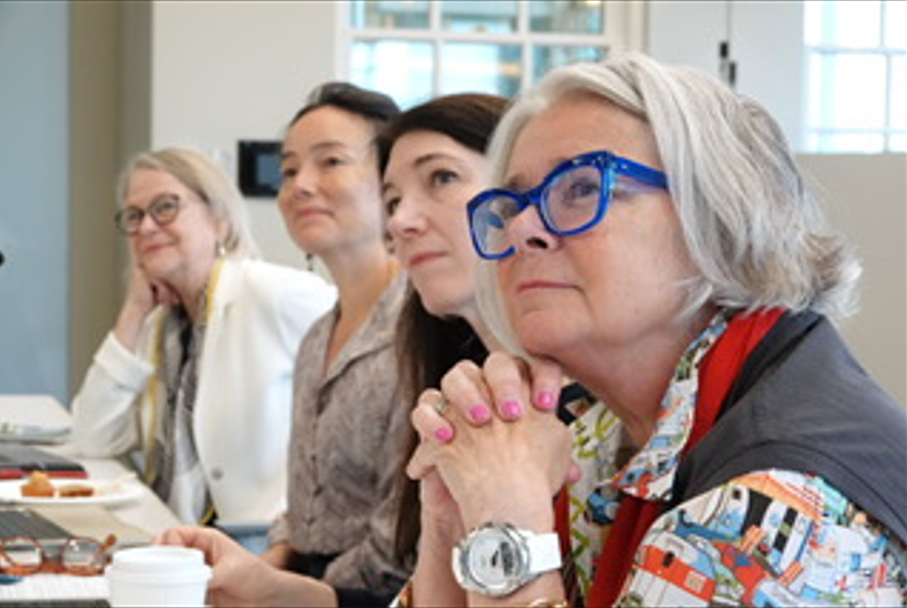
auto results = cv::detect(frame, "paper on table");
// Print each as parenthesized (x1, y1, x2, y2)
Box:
(0, 573, 109, 602)
(0, 395, 72, 444)
(0, 422, 71, 443)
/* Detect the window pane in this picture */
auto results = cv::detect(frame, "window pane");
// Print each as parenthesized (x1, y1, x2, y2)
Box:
(439, 43, 521, 98)
(812, 131, 885, 153)
(889, 132, 906, 151)
(442, 1, 517, 34)
(534, 46, 605, 83)
(805, 0, 881, 48)
(352, 40, 433, 109)
(893, 56, 906, 130)
(530, 1, 605, 34)
(808, 53, 887, 130)
(884, 0, 907, 49)
(350, 0, 430, 29)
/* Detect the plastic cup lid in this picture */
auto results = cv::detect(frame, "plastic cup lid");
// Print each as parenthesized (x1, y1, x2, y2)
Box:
(109, 546, 211, 578)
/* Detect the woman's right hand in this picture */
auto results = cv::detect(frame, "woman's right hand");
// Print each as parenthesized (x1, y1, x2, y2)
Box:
(405, 354, 575, 606)
(408, 353, 574, 531)
(113, 265, 179, 351)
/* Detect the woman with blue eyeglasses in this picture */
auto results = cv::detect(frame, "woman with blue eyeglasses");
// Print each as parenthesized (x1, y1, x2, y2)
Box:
(403, 53, 907, 607)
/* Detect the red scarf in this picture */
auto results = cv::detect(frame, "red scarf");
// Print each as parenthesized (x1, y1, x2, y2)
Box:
(557, 309, 783, 607)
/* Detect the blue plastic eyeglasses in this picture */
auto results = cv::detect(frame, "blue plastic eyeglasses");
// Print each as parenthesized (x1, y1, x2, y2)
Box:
(467, 150, 668, 260)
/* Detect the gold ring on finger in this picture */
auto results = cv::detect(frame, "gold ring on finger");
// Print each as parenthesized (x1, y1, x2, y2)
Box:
(433, 396, 451, 417)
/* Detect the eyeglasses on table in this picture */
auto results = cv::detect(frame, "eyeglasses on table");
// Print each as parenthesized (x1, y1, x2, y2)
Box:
(0, 534, 117, 577)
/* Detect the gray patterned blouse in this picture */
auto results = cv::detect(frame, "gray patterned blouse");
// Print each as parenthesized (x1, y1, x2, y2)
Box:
(269, 272, 412, 594)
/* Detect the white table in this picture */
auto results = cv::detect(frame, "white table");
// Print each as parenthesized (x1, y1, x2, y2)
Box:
(0, 395, 185, 604)
(0, 394, 181, 536)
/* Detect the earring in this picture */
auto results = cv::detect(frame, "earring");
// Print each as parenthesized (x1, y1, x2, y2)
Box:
(216, 241, 227, 258)
(305, 253, 315, 272)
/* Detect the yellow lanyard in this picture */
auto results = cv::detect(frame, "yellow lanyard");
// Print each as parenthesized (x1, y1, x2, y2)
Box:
(143, 257, 225, 487)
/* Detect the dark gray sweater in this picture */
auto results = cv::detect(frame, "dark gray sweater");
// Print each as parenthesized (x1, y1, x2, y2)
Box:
(672, 315, 907, 543)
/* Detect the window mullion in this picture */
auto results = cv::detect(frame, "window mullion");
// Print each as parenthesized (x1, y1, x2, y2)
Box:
(881, 0, 892, 151)
(885, 54, 893, 151)
(519, 0, 532, 90)
(431, 1, 442, 97)
(346, 1, 623, 110)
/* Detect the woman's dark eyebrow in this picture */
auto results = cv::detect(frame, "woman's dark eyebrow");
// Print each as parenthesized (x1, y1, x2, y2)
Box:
(281, 141, 348, 162)
(504, 156, 572, 191)
(382, 152, 461, 194)
(502, 174, 526, 191)
(381, 181, 397, 196)
(412, 152, 457, 169)
(310, 141, 347, 154)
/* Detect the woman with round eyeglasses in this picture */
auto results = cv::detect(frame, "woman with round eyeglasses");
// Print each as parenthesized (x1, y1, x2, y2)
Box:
(68, 148, 336, 538)
(402, 53, 907, 607)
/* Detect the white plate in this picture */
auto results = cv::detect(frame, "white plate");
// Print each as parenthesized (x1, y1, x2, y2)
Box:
(0, 478, 145, 507)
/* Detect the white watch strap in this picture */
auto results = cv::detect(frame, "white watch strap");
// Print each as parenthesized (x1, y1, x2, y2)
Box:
(525, 531, 562, 575)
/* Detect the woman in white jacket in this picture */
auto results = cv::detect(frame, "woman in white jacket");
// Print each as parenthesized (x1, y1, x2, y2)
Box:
(69, 148, 336, 531)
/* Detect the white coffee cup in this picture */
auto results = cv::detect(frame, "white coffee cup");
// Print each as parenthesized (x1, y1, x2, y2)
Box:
(106, 546, 212, 607)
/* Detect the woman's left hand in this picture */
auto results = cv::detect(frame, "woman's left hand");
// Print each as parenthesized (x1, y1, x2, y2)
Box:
(158, 527, 340, 607)
(407, 352, 575, 532)
(157, 527, 280, 607)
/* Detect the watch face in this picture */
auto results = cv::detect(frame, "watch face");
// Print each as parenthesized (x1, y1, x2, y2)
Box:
(465, 527, 525, 592)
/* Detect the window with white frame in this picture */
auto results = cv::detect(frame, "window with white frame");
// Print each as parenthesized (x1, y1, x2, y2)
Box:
(805, 0, 906, 152)
(342, 1, 639, 109)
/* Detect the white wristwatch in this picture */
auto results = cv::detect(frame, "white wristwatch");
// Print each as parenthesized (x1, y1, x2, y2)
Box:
(452, 522, 562, 597)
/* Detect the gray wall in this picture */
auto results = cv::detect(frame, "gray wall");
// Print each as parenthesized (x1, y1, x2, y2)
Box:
(0, 1, 70, 401)
(69, 1, 124, 397)
(799, 154, 907, 403)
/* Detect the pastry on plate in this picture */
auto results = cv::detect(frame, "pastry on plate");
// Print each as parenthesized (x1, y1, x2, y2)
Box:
(20, 471, 56, 498)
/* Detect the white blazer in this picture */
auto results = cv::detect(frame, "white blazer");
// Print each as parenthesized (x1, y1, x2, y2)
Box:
(68, 258, 336, 525)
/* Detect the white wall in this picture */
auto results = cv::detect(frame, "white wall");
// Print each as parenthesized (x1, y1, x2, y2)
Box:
(149, 1, 341, 271)
(648, 1, 805, 148)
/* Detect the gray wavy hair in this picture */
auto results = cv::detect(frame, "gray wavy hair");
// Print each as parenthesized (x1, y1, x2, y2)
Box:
(477, 52, 861, 354)
(116, 147, 260, 258)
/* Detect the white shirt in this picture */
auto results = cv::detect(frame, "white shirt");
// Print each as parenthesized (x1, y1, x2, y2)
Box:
(67, 257, 336, 524)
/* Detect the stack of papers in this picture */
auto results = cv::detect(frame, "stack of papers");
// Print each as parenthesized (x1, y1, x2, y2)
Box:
(0, 444, 86, 479)
(0, 422, 70, 443)
(0, 395, 72, 444)
(0, 573, 109, 603)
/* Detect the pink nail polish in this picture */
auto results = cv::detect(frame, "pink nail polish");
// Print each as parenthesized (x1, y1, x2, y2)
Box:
(434, 427, 454, 442)
(535, 391, 556, 411)
(502, 400, 523, 419)
(469, 404, 492, 424)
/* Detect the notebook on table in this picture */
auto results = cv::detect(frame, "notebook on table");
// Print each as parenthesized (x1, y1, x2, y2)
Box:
(0, 444, 86, 480)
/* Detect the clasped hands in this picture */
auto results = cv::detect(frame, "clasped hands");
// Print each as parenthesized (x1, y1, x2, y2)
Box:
(406, 352, 579, 535)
